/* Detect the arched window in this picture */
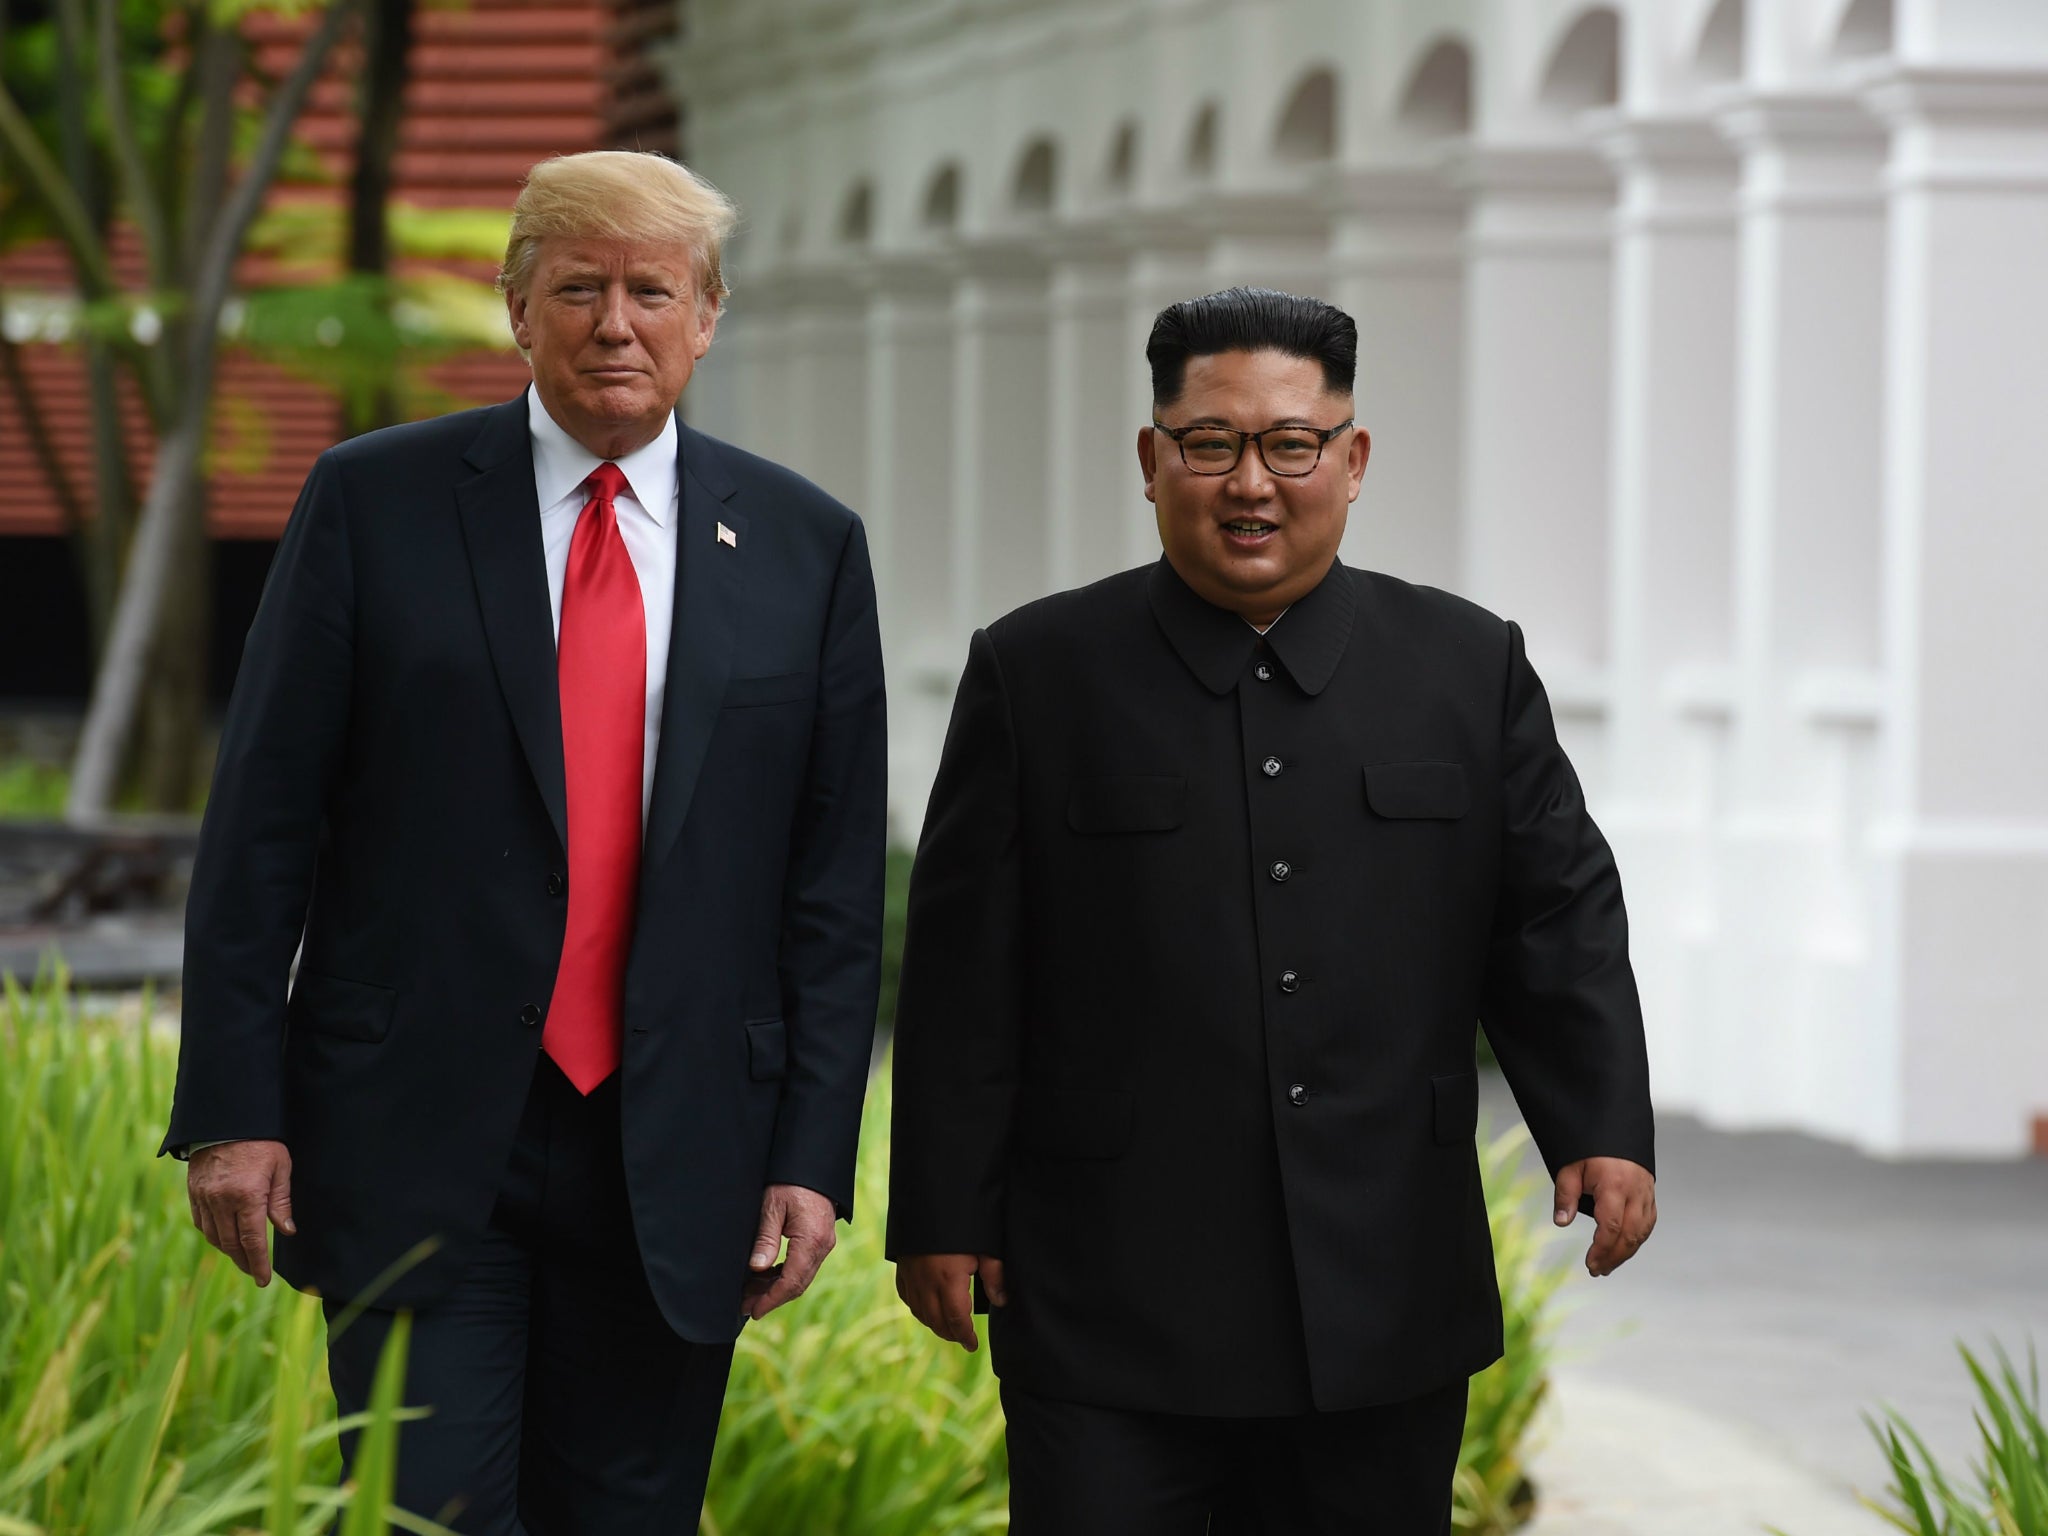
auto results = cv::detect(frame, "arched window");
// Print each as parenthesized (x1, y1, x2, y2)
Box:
(1186, 101, 1220, 181)
(838, 181, 874, 246)
(922, 162, 961, 231)
(1692, 0, 1743, 82)
(1013, 138, 1058, 214)
(1106, 120, 1139, 196)
(1274, 67, 1337, 162)
(1537, 7, 1621, 113)
(1396, 37, 1473, 137)
(1830, 0, 1893, 57)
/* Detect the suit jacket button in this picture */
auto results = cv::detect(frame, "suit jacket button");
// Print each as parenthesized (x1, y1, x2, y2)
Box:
(1279, 970, 1300, 993)
(1270, 859, 1292, 882)
(1255, 663, 1273, 681)
(547, 871, 565, 897)
(1287, 1083, 1308, 1107)
(519, 1003, 542, 1027)
(1263, 756, 1283, 777)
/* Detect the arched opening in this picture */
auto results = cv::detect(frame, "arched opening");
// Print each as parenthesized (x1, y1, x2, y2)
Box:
(1013, 137, 1058, 215)
(1829, 0, 1893, 57)
(1186, 100, 1220, 181)
(922, 162, 961, 231)
(1105, 120, 1138, 195)
(1396, 36, 1473, 137)
(1692, 0, 1744, 81)
(1274, 67, 1337, 162)
(837, 180, 874, 246)
(1537, 7, 1621, 113)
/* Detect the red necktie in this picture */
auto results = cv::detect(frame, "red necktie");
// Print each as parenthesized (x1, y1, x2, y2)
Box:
(544, 462, 644, 1094)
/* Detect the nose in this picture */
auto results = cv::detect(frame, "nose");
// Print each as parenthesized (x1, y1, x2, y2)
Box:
(594, 283, 633, 343)
(1225, 439, 1277, 500)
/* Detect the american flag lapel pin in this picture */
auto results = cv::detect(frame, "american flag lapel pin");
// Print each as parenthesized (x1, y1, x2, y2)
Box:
(716, 521, 737, 549)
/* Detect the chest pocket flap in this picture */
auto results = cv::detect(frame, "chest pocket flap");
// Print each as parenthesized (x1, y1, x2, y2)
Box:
(1067, 774, 1187, 835)
(1364, 761, 1469, 819)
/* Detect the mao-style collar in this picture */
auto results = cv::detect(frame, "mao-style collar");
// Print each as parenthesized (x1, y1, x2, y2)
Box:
(526, 383, 677, 527)
(1147, 555, 1357, 696)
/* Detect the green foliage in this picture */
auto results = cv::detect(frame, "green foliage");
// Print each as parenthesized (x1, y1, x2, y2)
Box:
(0, 761, 70, 819)
(0, 968, 422, 1534)
(2, 964, 1564, 1533)
(1845, 1342, 2048, 1536)
(1458, 1116, 1570, 1531)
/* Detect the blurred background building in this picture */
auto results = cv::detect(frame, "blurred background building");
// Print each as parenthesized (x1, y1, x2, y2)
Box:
(0, 0, 678, 719)
(672, 0, 2048, 1159)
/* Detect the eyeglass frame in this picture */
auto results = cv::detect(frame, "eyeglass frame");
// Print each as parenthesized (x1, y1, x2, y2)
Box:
(1149, 417, 1356, 478)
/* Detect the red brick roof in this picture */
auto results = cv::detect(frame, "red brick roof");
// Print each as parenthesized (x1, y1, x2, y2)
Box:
(0, 0, 667, 541)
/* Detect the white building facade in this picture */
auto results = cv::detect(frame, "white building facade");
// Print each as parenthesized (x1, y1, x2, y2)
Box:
(667, 0, 2048, 1159)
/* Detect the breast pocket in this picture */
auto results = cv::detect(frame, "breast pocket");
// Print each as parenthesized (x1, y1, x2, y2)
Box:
(1066, 774, 1186, 835)
(1363, 761, 1469, 820)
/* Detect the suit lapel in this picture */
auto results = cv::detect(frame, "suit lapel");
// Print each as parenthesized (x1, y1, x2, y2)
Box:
(642, 421, 746, 880)
(456, 397, 569, 850)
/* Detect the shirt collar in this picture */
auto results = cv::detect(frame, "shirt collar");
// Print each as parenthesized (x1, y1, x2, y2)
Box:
(1147, 555, 1357, 696)
(526, 383, 677, 528)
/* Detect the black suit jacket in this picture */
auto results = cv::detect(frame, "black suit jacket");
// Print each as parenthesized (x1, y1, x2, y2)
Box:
(165, 395, 887, 1343)
(887, 558, 1652, 1415)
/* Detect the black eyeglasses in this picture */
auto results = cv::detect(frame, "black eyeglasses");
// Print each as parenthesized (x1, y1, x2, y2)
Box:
(1152, 419, 1354, 477)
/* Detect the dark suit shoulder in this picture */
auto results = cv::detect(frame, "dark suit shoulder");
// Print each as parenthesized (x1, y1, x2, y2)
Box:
(984, 565, 1154, 657)
(688, 428, 860, 540)
(322, 404, 500, 475)
(1355, 568, 1513, 651)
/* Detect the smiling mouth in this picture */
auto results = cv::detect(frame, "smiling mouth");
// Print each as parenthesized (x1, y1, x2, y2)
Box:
(1222, 519, 1277, 536)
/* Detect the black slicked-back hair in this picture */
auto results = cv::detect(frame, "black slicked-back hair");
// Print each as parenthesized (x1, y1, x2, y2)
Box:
(1147, 286, 1358, 405)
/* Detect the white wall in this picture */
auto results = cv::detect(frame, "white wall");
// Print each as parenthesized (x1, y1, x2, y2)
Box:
(671, 0, 2048, 1159)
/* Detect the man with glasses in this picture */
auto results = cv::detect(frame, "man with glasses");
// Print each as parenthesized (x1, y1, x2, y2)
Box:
(887, 287, 1657, 1533)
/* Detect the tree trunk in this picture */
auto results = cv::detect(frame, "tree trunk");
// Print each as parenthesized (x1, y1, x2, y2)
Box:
(135, 463, 210, 810)
(66, 0, 359, 822)
(345, 0, 413, 436)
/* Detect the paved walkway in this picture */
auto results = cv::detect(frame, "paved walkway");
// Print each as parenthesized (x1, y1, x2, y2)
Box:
(1483, 1073, 2048, 1535)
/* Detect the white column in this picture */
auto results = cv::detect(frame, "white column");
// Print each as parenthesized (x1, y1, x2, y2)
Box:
(1457, 143, 1617, 788)
(1589, 117, 1741, 1118)
(950, 244, 1052, 631)
(1863, 65, 2048, 1154)
(1707, 93, 1888, 1141)
(1202, 192, 1331, 297)
(1323, 162, 1466, 589)
(783, 273, 869, 510)
(727, 278, 792, 462)
(1045, 232, 1135, 590)
(861, 257, 958, 836)
(1123, 218, 1209, 569)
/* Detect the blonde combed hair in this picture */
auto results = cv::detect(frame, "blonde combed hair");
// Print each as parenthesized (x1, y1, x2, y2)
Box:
(499, 150, 740, 304)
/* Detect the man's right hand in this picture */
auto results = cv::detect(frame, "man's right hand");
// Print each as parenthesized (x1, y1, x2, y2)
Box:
(187, 1139, 295, 1287)
(895, 1253, 1006, 1352)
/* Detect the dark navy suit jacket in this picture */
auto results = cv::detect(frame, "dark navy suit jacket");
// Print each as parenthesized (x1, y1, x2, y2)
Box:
(165, 395, 887, 1343)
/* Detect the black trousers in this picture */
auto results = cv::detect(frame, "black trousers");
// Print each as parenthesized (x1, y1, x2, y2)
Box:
(325, 1058, 733, 1535)
(1002, 1374, 1469, 1536)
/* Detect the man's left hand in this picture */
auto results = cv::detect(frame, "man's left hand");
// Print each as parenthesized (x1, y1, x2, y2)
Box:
(1552, 1157, 1656, 1277)
(741, 1183, 839, 1320)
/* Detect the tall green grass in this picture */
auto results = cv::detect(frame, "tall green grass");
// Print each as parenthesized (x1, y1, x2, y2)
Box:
(3, 968, 1566, 1533)
(1861, 1342, 2048, 1536)
(0, 968, 422, 1536)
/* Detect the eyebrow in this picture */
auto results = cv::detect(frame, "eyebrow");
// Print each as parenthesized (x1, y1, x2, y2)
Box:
(1178, 414, 1325, 430)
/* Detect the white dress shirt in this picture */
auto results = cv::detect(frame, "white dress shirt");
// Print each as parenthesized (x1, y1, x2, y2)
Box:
(527, 384, 678, 825)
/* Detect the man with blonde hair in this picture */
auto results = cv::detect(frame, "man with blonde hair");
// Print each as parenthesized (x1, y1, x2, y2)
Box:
(165, 150, 887, 1531)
